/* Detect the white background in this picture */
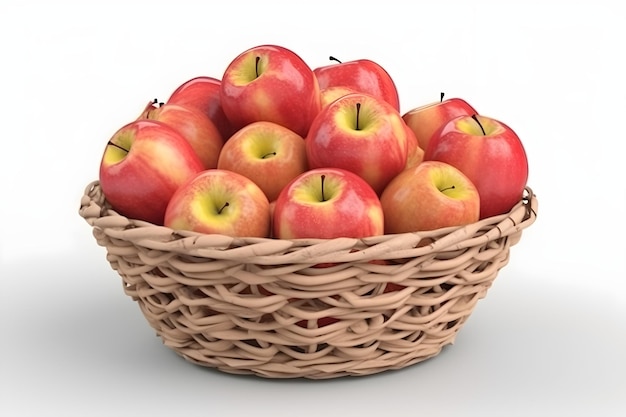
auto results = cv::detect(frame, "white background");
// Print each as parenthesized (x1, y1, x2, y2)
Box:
(1, 0, 625, 416)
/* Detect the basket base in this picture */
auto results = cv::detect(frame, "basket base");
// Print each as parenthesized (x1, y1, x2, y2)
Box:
(174, 335, 458, 379)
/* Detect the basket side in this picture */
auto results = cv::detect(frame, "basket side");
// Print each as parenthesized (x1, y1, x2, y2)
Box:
(78, 180, 537, 378)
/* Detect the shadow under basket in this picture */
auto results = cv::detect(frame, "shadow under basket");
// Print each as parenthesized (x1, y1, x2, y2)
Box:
(79, 181, 538, 379)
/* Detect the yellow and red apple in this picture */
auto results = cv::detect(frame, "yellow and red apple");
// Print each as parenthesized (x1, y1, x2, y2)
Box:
(273, 167, 384, 239)
(402, 94, 477, 152)
(380, 160, 480, 233)
(164, 169, 271, 237)
(99, 119, 205, 225)
(166, 75, 237, 141)
(305, 92, 409, 195)
(319, 85, 358, 108)
(140, 101, 224, 169)
(216, 121, 308, 202)
(424, 114, 528, 219)
(220, 44, 322, 138)
(313, 56, 400, 112)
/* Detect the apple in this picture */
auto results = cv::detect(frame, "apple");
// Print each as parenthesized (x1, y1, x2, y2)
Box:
(273, 167, 384, 239)
(305, 92, 409, 195)
(220, 44, 322, 137)
(99, 119, 205, 225)
(402, 93, 477, 152)
(424, 114, 528, 219)
(164, 169, 271, 237)
(313, 56, 400, 112)
(268, 200, 277, 238)
(404, 123, 424, 170)
(296, 316, 340, 329)
(380, 160, 480, 233)
(216, 121, 308, 202)
(319, 85, 358, 108)
(166, 76, 238, 141)
(140, 101, 224, 169)
(383, 282, 406, 293)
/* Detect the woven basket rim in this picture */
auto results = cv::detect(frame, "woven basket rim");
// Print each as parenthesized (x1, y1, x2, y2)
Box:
(79, 180, 537, 264)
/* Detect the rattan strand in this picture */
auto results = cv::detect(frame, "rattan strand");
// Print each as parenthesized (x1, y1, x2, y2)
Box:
(79, 180, 537, 379)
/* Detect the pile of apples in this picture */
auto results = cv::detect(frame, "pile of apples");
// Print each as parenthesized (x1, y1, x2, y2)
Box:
(98, 44, 529, 240)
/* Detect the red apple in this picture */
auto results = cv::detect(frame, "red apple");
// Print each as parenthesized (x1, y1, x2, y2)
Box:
(383, 282, 406, 293)
(424, 114, 528, 219)
(99, 120, 205, 225)
(402, 93, 477, 152)
(305, 92, 409, 195)
(216, 121, 308, 202)
(296, 316, 341, 329)
(380, 160, 480, 233)
(404, 123, 424, 170)
(268, 200, 277, 238)
(273, 167, 384, 239)
(140, 101, 224, 169)
(166, 76, 237, 140)
(220, 44, 322, 137)
(164, 169, 271, 237)
(313, 56, 400, 112)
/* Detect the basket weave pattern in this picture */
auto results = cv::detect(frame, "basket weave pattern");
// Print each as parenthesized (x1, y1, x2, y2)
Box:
(79, 180, 537, 379)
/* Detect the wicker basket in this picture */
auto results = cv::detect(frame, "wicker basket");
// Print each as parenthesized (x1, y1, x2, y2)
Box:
(79, 180, 537, 379)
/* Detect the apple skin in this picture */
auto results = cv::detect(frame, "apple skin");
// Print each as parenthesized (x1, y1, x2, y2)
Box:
(164, 169, 271, 237)
(380, 160, 480, 233)
(313, 57, 400, 112)
(273, 167, 384, 239)
(216, 121, 308, 202)
(140, 101, 224, 169)
(220, 44, 322, 138)
(305, 92, 409, 195)
(166, 76, 237, 141)
(99, 119, 205, 225)
(424, 114, 528, 219)
(402, 96, 477, 152)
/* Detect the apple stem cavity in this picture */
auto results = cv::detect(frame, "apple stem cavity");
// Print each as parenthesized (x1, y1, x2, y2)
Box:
(217, 202, 230, 214)
(329, 56, 342, 64)
(439, 185, 456, 193)
(355, 102, 362, 131)
(472, 114, 486, 135)
(107, 141, 129, 153)
(320, 174, 327, 202)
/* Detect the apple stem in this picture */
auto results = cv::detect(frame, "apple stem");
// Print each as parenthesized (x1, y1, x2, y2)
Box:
(439, 185, 456, 193)
(107, 141, 129, 153)
(329, 56, 342, 64)
(152, 98, 164, 107)
(255, 56, 261, 78)
(217, 202, 230, 214)
(262, 152, 276, 159)
(440, 92, 445, 102)
(320, 174, 327, 202)
(355, 102, 361, 131)
(472, 114, 486, 135)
